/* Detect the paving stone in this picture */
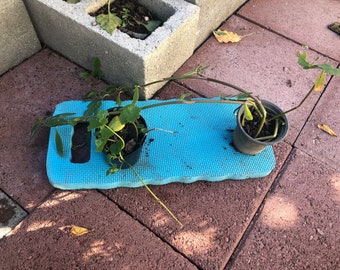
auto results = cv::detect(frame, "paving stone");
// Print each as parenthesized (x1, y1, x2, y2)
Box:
(0, 49, 107, 211)
(175, 15, 337, 145)
(0, 190, 27, 239)
(0, 190, 197, 269)
(227, 149, 340, 269)
(238, 0, 340, 61)
(102, 142, 292, 269)
(295, 76, 340, 171)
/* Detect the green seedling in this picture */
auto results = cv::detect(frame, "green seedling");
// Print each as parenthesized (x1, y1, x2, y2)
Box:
(79, 57, 105, 80)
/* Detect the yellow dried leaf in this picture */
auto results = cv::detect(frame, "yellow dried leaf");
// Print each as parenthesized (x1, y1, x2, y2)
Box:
(317, 124, 337, 137)
(213, 29, 252, 43)
(70, 225, 91, 236)
(313, 70, 326, 92)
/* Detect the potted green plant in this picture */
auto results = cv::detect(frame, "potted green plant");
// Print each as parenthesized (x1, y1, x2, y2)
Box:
(31, 51, 340, 224)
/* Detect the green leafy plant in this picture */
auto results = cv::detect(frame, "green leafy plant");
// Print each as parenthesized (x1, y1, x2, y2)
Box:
(94, 0, 161, 35)
(95, 0, 122, 35)
(79, 57, 105, 80)
(31, 51, 340, 225)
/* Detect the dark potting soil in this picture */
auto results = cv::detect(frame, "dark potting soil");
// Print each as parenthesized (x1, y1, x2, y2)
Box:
(242, 110, 284, 140)
(89, 0, 161, 39)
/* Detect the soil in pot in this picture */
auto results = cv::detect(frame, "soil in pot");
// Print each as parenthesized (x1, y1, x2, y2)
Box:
(242, 108, 284, 140)
(89, 0, 162, 39)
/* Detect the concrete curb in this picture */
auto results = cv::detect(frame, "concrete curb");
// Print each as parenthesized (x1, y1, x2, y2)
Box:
(0, 0, 41, 75)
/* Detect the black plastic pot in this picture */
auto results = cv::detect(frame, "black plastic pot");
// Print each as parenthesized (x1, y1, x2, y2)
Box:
(232, 100, 289, 155)
(98, 108, 147, 169)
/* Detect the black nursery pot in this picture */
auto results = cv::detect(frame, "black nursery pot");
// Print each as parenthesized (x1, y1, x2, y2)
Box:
(232, 100, 289, 155)
(100, 108, 147, 169)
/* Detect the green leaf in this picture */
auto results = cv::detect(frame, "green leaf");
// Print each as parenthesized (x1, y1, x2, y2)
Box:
(30, 119, 43, 137)
(119, 104, 141, 124)
(106, 164, 119, 175)
(91, 57, 104, 79)
(316, 63, 340, 76)
(45, 113, 76, 127)
(55, 129, 64, 157)
(132, 87, 139, 104)
(144, 20, 161, 32)
(297, 51, 313, 69)
(297, 51, 340, 76)
(79, 72, 91, 78)
(244, 103, 253, 121)
(96, 13, 122, 35)
(108, 116, 125, 132)
(109, 140, 124, 155)
(84, 101, 102, 117)
(179, 93, 192, 101)
(95, 138, 107, 152)
(95, 125, 116, 152)
(87, 110, 108, 130)
(116, 92, 122, 106)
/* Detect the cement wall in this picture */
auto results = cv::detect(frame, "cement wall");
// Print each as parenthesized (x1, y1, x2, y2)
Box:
(0, 0, 41, 75)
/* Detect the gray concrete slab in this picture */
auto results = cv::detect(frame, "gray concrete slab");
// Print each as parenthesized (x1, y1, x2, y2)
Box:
(0, 190, 197, 269)
(0, 0, 41, 75)
(295, 76, 340, 171)
(227, 149, 340, 269)
(0, 190, 27, 239)
(174, 15, 338, 145)
(238, 0, 340, 61)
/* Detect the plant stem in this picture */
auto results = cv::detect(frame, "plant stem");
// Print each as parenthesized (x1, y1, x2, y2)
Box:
(140, 98, 244, 111)
(125, 162, 183, 226)
(255, 118, 279, 141)
(140, 73, 267, 138)
(268, 85, 315, 122)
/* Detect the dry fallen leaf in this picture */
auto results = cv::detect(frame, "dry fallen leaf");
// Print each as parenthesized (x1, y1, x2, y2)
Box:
(317, 124, 337, 137)
(70, 225, 91, 236)
(213, 29, 252, 43)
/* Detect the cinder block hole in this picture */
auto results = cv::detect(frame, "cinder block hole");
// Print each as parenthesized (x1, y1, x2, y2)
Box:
(86, 0, 174, 39)
(71, 122, 91, 163)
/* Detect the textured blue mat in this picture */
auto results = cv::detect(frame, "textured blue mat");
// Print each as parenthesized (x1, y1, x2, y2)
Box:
(46, 100, 276, 189)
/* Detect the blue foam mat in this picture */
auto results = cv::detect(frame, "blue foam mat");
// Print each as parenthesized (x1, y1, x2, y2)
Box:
(46, 100, 275, 189)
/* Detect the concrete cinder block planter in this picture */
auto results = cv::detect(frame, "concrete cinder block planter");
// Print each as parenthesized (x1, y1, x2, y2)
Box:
(24, 0, 199, 99)
(185, 0, 248, 47)
(0, 0, 41, 75)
